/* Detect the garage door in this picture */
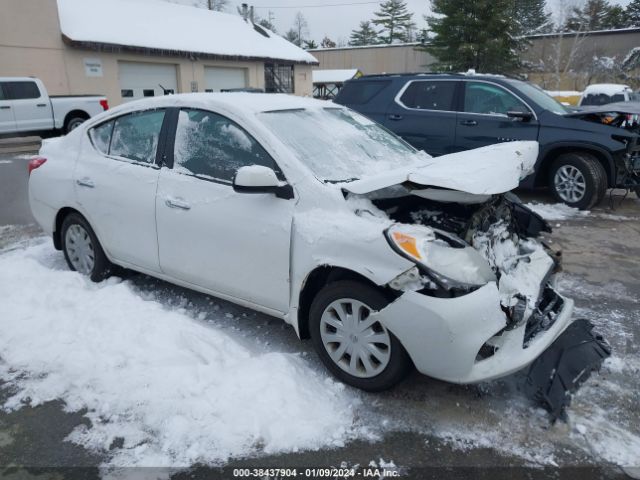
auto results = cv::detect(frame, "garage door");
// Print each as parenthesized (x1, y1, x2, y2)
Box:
(118, 62, 178, 103)
(204, 67, 247, 92)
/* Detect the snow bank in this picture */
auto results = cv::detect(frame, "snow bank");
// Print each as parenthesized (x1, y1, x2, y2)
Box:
(0, 242, 365, 467)
(525, 202, 589, 221)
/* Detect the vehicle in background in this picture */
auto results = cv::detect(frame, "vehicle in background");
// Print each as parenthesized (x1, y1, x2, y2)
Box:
(546, 90, 582, 106)
(0, 77, 108, 137)
(578, 84, 639, 107)
(335, 73, 640, 209)
(28, 93, 581, 392)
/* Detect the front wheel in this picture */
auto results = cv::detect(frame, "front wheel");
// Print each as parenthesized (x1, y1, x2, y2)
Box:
(61, 213, 113, 282)
(309, 280, 411, 391)
(549, 152, 607, 210)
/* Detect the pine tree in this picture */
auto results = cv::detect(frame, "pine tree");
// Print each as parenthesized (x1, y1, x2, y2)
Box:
(628, 0, 640, 27)
(422, 0, 524, 73)
(513, 0, 553, 34)
(285, 29, 299, 46)
(304, 39, 318, 49)
(603, 5, 627, 28)
(372, 0, 415, 44)
(349, 21, 380, 46)
(565, 0, 614, 31)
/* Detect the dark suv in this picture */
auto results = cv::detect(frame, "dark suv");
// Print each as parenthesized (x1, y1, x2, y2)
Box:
(335, 73, 640, 209)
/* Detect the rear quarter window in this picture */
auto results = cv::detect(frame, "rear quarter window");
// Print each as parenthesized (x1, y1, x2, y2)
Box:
(335, 80, 390, 105)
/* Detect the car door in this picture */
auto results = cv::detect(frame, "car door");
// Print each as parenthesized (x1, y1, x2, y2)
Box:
(156, 108, 294, 313)
(384, 80, 459, 156)
(455, 81, 539, 152)
(5, 81, 54, 132)
(75, 109, 167, 272)
(0, 83, 17, 133)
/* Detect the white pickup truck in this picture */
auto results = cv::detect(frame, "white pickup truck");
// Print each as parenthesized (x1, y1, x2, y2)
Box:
(0, 77, 108, 137)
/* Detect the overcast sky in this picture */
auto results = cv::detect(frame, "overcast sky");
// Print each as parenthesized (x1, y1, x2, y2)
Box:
(169, 0, 631, 44)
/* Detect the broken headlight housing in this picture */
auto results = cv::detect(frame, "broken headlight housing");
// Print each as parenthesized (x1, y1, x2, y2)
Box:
(385, 224, 496, 291)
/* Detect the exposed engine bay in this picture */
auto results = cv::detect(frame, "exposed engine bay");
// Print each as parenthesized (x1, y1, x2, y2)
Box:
(350, 186, 610, 420)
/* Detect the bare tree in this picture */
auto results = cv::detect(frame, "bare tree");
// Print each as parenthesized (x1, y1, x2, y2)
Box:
(207, 0, 228, 11)
(292, 12, 309, 47)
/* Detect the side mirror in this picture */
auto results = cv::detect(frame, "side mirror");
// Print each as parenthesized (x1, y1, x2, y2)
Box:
(507, 110, 534, 122)
(233, 165, 293, 200)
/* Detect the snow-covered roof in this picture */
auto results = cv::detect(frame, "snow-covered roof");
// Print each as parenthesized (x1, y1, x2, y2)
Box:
(583, 83, 632, 96)
(56, 0, 318, 64)
(312, 69, 360, 84)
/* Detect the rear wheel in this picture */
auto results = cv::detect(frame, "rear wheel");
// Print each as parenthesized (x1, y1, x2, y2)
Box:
(549, 152, 607, 210)
(309, 280, 411, 391)
(61, 213, 112, 282)
(65, 116, 87, 134)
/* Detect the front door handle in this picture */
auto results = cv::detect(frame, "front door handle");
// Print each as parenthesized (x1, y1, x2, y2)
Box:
(0, 106, 10, 110)
(37, 103, 47, 108)
(165, 197, 191, 211)
(76, 177, 95, 188)
(388, 114, 403, 121)
(460, 119, 478, 126)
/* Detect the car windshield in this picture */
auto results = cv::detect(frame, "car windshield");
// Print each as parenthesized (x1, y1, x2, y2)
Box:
(511, 80, 569, 115)
(258, 107, 427, 182)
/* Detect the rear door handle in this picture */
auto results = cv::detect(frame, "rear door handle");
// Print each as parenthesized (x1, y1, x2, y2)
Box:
(165, 197, 191, 211)
(0, 106, 10, 110)
(76, 178, 95, 188)
(388, 114, 403, 121)
(460, 119, 478, 126)
(37, 103, 47, 108)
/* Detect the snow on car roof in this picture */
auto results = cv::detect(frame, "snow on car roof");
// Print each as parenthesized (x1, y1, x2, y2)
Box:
(56, 0, 318, 64)
(100, 93, 335, 118)
(583, 84, 632, 96)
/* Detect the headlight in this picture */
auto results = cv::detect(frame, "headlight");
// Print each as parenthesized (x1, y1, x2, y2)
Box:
(386, 224, 496, 287)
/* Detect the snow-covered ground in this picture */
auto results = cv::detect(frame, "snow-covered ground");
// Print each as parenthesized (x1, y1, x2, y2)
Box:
(1, 227, 639, 473)
(0, 239, 372, 468)
(525, 202, 590, 221)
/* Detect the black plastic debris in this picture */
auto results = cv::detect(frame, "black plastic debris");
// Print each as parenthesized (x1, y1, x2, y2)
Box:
(524, 319, 611, 422)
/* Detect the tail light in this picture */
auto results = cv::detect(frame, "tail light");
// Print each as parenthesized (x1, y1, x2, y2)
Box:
(28, 157, 47, 176)
(100, 99, 109, 111)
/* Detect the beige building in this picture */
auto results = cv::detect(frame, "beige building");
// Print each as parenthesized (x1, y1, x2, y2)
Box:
(310, 43, 434, 76)
(309, 29, 640, 90)
(0, 0, 318, 106)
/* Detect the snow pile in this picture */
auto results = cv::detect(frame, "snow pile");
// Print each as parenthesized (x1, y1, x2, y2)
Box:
(525, 202, 589, 221)
(0, 242, 365, 467)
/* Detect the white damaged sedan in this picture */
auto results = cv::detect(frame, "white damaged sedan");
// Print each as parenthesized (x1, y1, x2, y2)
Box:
(28, 93, 575, 391)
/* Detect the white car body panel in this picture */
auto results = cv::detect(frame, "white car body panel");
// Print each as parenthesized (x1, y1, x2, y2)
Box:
(28, 93, 574, 384)
(156, 168, 294, 313)
(342, 141, 538, 196)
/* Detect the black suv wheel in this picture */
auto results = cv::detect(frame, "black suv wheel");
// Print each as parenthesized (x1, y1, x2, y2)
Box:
(549, 152, 607, 210)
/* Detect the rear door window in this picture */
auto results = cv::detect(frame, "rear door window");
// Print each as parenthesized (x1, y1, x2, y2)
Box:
(335, 80, 390, 105)
(172, 108, 278, 182)
(399, 80, 457, 111)
(5, 81, 41, 100)
(464, 81, 528, 115)
(109, 110, 166, 164)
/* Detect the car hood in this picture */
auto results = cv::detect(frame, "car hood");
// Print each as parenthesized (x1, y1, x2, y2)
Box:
(342, 141, 538, 196)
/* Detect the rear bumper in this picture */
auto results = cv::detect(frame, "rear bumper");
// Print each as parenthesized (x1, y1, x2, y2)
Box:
(372, 283, 575, 384)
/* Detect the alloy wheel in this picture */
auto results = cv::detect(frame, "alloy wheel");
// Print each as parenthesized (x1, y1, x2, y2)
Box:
(554, 165, 587, 203)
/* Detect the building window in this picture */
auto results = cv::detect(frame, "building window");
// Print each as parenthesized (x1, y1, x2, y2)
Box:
(121, 89, 134, 98)
(264, 63, 294, 93)
(143, 89, 155, 97)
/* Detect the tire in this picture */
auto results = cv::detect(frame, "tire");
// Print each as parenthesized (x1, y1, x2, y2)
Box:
(309, 280, 412, 391)
(61, 213, 112, 282)
(65, 116, 87, 134)
(549, 152, 607, 210)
